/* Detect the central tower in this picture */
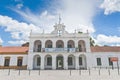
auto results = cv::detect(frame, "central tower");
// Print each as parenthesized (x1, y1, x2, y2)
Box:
(51, 15, 68, 35)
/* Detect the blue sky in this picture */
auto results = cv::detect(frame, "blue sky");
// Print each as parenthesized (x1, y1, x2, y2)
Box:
(0, 0, 120, 46)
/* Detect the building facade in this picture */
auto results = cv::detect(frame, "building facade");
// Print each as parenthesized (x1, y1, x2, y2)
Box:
(27, 23, 120, 70)
(0, 23, 120, 70)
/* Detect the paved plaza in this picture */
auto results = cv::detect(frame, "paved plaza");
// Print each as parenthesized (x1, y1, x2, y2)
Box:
(0, 69, 120, 80)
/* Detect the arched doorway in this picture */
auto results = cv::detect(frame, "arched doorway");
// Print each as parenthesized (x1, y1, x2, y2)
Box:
(33, 55, 41, 69)
(56, 55, 64, 69)
(45, 40, 52, 48)
(67, 40, 75, 48)
(44, 55, 52, 69)
(67, 40, 75, 52)
(79, 54, 87, 69)
(78, 40, 86, 52)
(56, 40, 64, 48)
(34, 40, 42, 52)
(68, 55, 75, 69)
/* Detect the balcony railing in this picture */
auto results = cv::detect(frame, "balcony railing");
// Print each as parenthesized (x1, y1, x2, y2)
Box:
(33, 48, 86, 53)
(43, 48, 76, 52)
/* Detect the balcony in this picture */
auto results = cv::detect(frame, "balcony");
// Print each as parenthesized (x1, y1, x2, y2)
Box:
(33, 48, 86, 53)
(43, 48, 76, 53)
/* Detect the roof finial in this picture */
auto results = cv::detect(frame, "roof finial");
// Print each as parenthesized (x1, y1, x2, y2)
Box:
(30, 29, 32, 35)
(87, 29, 89, 34)
(58, 14, 61, 24)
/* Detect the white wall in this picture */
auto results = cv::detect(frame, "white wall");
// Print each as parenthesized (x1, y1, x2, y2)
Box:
(91, 52, 120, 68)
(0, 54, 27, 66)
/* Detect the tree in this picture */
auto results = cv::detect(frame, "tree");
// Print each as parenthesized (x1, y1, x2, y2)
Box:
(90, 37, 95, 46)
(78, 31, 83, 34)
(22, 42, 29, 47)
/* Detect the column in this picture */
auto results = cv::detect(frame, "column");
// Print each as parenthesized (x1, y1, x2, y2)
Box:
(41, 55, 45, 70)
(27, 54, 33, 70)
(52, 55, 56, 70)
(64, 55, 68, 69)
(75, 56, 79, 69)
(64, 40, 68, 48)
(85, 39, 91, 52)
(41, 40, 45, 52)
(29, 40, 34, 53)
(53, 40, 56, 48)
(75, 40, 78, 48)
(75, 40, 78, 52)
(42, 40, 45, 48)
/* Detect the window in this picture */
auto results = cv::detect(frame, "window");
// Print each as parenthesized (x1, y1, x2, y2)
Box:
(58, 44, 62, 48)
(96, 58, 102, 66)
(78, 45, 82, 52)
(68, 57, 73, 65)
(58, 30, 62, 36)
(17, 58, 23, 66)
(47, 45, 52, 48)
(37, 45, 41, 52)
(4, 58, 10, 66)
(108, 57, 113, 66)
(37, 57, 41, 66)
(68, 44, 72, 48)
(47, 57, 52, 66)
(79, 57, 82, 65)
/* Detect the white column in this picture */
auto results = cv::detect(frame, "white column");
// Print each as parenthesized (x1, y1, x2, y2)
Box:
(85, 39, 91, 52)
(29, 40, 34, 53)
(53, 40, 56, 48)
(41, 55, 45, 70)
(64, 55, 68, 69)
(27, 54, 33, 70)
(52, 55, 56, 70)
(75, 56, 79, 69)
(64, 40, 68, 48)
(42, 40, 45, 48)
(75, 40, 78, 52)
(75, 40, 78, 48)
(41, 40, 45, 52)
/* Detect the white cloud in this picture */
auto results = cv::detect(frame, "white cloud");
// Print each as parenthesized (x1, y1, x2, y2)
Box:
(11, 9, 57, 32)
(16, 3, 23, 9)
(59, 0, 100, 33)
(96, 34, 120, 46)
(11, 0, 101, 33)
(8, 40, 26, 45)
(0, 37, 3, 44)
(100, 0, 120, 15)
(0, 15, 42, 45)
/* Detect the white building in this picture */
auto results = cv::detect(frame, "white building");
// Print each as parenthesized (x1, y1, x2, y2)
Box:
(27, 22, 120, 70)
(0, 22, 120, 70)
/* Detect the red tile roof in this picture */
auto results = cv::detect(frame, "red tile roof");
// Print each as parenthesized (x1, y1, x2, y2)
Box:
(91, 46, 120, 52)
(0, 46, 28, 54)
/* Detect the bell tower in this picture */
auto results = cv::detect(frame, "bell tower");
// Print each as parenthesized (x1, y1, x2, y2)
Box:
(51, 15, 68, 35)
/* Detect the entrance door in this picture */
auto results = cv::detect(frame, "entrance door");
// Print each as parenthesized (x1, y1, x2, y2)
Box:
(56, 56, 64, 69)
(33, 55, 41, 69)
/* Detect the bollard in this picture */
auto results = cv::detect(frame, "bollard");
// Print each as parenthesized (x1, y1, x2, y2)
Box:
(88, 68, 90, 75)
(79, 69, 81, 75)
(39, 69, 40, 75)
(70, 70, 71, 76)
(18, 69, 20, 76)
(117, 61, 119, 75)
(29, 69, 31, 75)
(8, 69, 10, 76)
(108, 68, 110, 76)
(99, 69, 100, 76)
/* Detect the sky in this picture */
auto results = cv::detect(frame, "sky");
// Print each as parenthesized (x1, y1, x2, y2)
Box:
(0, 0, 120, 46)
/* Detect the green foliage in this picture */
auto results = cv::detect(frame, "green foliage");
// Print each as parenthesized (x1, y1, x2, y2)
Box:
(78, 31, 83, 34)
(90, 37, 95, 46)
